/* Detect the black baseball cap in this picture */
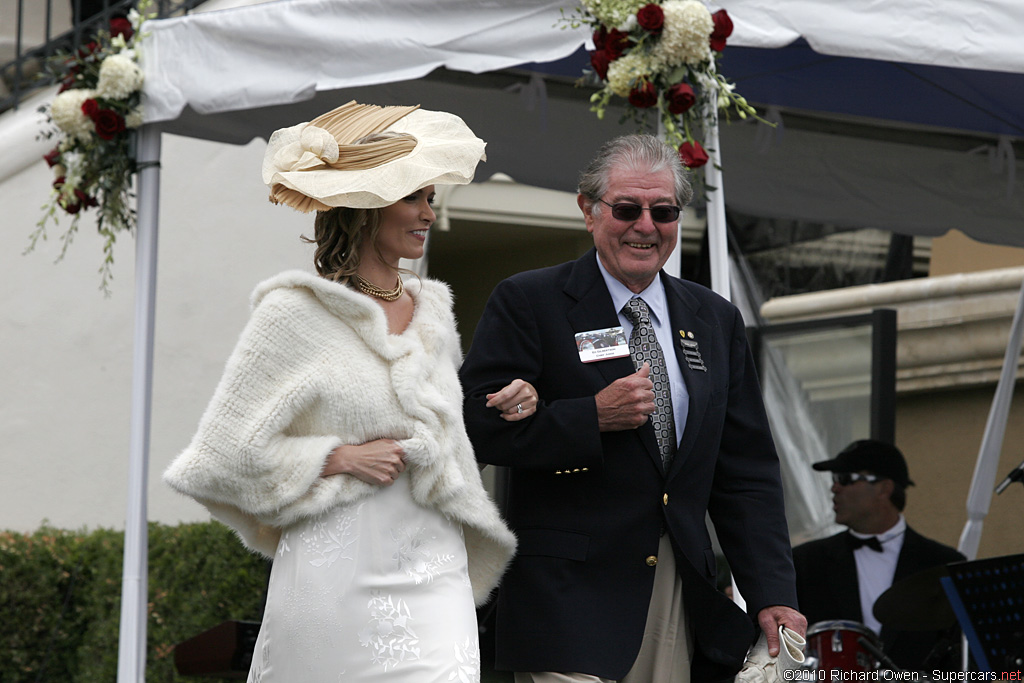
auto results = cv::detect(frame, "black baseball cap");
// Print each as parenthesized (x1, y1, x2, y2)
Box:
(812, 439, 915, 488)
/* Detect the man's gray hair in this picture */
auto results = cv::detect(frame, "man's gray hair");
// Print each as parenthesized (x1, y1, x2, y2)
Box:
(578, 134, 693, 215)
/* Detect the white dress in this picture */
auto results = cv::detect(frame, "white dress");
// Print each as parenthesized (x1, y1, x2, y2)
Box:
(246, 475, 481, 683)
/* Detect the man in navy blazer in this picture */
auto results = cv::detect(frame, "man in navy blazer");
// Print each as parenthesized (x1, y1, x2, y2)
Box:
(793, 440, 966, 671)
(460, 134, 804, 683)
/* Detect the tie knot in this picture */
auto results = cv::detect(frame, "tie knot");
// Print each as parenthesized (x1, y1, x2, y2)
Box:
(622, 297, 651, 326)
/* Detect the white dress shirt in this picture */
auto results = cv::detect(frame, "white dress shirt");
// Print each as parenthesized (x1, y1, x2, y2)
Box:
(851, 515, 906, 634)
(596, 257, 690, 444)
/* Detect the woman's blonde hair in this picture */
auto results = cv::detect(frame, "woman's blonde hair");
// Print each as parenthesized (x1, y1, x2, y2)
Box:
(303, 206, 385, 282)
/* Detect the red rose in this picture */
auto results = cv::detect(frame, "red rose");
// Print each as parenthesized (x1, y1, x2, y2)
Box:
(590, 49, 612, 80)
(77, 41, 98, 59)
(54, 177, 98, 214)
(81, 98, 100, 120)
(109, 17, 134, 41)
(710, 9, 734, 51)
(636, 4, 665, 34)
(93, 108, 126, 140)
(628, 81, 658, 109)
(666, 83, 696, 115)
(52, 178, 82, 214)
(593, 26, 607, 50)
(679, 140, 709, 168)
(605, 28, 631, 59)
(44, 147, 62, 168)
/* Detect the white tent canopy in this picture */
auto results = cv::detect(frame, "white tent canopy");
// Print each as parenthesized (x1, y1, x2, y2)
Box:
(723, 0, 1024, 73)
(140, 0, 1024, 246)
(143, 0, 1024, 124)
(113, 0, 1024, 679)
(143, 0, 589, 123)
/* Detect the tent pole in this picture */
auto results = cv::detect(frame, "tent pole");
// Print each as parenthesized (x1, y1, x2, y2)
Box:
(655, 117, 684, 279)
(957, 276, 1024, 560)
(704, 109, 730, 301)
(117, 123, 162, 683)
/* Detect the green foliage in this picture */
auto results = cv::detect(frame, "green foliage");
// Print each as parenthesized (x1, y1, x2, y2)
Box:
(0, 522, 268, 682)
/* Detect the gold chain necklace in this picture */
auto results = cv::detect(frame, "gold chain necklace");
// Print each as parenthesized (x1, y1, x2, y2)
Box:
(352, 274, 404, 302)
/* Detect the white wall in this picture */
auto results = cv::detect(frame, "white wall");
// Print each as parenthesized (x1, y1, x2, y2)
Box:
(1, 129, 311, 532)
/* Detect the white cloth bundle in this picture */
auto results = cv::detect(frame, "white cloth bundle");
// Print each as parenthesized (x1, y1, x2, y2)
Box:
(736, 625, 807, 683)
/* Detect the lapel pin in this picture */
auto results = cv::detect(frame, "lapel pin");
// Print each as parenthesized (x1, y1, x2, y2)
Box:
(679, 337, 707, 372)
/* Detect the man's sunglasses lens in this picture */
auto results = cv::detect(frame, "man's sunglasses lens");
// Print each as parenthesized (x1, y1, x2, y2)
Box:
(832, 473, 878, 486)
(609, 203, 681, 223)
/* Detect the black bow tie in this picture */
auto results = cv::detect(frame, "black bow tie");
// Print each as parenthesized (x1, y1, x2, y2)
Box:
(847, 533, 883, 552)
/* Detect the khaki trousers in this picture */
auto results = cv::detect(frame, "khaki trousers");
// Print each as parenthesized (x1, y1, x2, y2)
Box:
(515, 534, 692, 683)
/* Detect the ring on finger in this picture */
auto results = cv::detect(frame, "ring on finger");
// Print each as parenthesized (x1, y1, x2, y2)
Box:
(516, 403, 523, 414)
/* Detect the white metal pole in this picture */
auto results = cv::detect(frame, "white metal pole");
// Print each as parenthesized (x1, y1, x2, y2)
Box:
(655, 117, 684, 279)
(117, 123, 161, 683)
(704, 109, 730, 301)
(957, 277, 1024, 560)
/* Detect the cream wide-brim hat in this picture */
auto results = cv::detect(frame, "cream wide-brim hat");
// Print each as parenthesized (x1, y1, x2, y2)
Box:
(262, 101, 487, 212)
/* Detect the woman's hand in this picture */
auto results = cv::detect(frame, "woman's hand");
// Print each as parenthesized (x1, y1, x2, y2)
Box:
(321, 438, 405, 486)
(485, 379, 539, 422)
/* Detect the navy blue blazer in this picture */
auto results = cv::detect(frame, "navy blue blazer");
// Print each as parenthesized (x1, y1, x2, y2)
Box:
(793, 527, 966, 671)
(460, 249, 798, 681)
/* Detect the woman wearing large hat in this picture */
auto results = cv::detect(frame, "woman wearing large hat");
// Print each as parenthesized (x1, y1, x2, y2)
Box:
(164, 102, 531, 681)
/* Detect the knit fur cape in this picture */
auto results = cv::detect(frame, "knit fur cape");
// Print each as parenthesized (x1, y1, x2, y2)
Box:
(164, 270, 516, 605)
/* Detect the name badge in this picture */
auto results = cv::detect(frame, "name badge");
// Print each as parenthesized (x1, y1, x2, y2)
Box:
(576, 326, 630, 363)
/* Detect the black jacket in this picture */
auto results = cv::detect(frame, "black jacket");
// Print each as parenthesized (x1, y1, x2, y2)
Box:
(793, 526, 966, 671)
(460, 249, 798, 680)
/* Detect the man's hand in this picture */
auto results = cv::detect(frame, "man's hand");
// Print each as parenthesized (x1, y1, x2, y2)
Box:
(595, 363, 656, 432)
(757, 605, 807, 657)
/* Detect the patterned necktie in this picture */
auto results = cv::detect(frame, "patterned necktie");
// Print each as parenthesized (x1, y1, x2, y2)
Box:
(622, 297, 676, 468)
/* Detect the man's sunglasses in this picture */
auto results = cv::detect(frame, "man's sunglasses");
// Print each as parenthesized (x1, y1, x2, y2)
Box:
(598, 199, 681, 224)
(831, 472, 883, 486)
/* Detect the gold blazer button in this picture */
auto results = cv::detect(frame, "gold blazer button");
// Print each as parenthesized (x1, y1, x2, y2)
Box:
(663, 493, 669, 505)
(645, 555, 658, 567)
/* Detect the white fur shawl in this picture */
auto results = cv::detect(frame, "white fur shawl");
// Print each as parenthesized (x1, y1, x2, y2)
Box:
(164, 270, 516, 605)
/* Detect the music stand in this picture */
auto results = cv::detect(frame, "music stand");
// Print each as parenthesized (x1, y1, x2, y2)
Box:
(940, 553, 1024, 674)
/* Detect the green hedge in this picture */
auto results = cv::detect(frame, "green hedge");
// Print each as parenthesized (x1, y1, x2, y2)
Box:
(0, 521, 268, 682)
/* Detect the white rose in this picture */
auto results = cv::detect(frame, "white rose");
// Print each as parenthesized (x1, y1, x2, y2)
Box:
(606, 52, 649, 97)
(95, 54, 144, 100)
(650, 0, 713, 70)
(51, 89, 96, 140)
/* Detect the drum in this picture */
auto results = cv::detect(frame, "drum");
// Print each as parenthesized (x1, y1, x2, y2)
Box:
(805, 620, 881, 673)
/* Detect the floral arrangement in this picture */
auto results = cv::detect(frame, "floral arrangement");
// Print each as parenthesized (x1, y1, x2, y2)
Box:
(27, 1, 153, 294)
(563, 0, 760, 197)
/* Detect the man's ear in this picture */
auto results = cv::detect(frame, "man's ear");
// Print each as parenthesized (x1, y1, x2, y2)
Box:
(877, 478, 895, 500)
(577, 194, 596, 234)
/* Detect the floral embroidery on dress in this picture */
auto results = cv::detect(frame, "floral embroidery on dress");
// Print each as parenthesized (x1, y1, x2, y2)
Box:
(301, 506, 360, 568)
(392, 524, 455, 584)
(247, 634, 271, 683)
(448, 636, 481, 683)
(358, 591, 421, 671)
(276, 530, 292, 558)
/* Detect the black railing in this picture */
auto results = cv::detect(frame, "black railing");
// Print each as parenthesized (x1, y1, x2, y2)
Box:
(0, 0, 207, 113)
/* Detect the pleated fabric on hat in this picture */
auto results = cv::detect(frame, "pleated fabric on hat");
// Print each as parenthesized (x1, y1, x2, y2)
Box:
(262, 100, 487, 212)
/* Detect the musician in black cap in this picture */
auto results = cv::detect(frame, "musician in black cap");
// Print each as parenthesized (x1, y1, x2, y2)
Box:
(792, 439, 965, 671)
